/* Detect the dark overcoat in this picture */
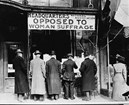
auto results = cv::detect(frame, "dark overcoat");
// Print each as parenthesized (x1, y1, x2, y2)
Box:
(13, 56, 29, 94)
(79, 58, 97, 92)
(62, 59, 78, 81)
(46, 57, 61, 95)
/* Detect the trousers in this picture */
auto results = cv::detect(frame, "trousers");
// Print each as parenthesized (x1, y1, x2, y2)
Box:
(63, 80, 74, 98)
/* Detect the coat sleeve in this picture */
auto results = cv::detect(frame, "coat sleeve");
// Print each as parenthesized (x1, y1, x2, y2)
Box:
(20, 58, 27, 74)
(30, 61, 33, 75)
(45, 62, 49, 77)
(74, 62, 78, 69)
(122, 64, 127, 81)
(79, 62, 85, 73)
(93, 61, 97, 75)
(58, 61, 62, 78)
(41, 61, 46, 78)
(62, 62, 66, 74)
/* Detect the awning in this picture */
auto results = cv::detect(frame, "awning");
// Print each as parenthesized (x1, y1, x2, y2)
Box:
(114, 0, 129, 27)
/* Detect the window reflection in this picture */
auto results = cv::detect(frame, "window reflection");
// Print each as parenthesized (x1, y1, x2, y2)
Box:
(75, 30, 96, 57)
(9, 0, 98, 9)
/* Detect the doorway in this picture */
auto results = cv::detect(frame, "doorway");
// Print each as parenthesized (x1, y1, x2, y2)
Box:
(30, 30, 72, 61)
(3, 42, 24, 93)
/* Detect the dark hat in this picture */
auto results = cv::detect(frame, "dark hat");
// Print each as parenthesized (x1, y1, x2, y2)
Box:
(16, 49, 23, 53)
(67, 53, 73, 57)
(116, 54, 125, 63)
(35, 50, 41, 55)
(51, 50, 56, 55)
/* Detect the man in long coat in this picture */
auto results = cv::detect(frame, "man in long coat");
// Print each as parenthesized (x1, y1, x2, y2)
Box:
(46, 51, 61, 100)
(62, 53, 78, 100)
(13, 49, 29, 101)
(30, 50, 46, 101)
(79, 52, 97, 101)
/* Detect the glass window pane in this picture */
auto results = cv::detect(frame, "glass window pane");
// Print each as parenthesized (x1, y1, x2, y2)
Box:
(75, 30, 96, 57)
(50, 0, 73, 7)
(27, 0, 49, 6)
(73, 0, 99, 9)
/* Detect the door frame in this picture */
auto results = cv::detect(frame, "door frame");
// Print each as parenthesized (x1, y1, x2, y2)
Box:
(3, 42, 23, 92)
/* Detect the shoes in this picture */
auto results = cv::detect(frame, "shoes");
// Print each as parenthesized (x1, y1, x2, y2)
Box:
(17, 95, 24, 102)
(34, 96, 37, 101)
(82, 97, 91, 101)
(24, 95, 28, 100)
(64, 97, 69, 100)
(17, 98, 23, 102)
(51, 96, 54, 100)
(70, 97, 75, 100)
(39, 96, 44, 101)
(54, 95, 59, 100)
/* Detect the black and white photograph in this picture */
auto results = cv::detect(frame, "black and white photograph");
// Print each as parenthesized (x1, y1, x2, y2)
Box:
(0, 0, 129, 104)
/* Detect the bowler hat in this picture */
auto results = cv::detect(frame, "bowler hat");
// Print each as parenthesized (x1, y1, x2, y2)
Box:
(67, 53, 73, 57)
(35, 50, 41, 55)
(16, 49, 23, 53)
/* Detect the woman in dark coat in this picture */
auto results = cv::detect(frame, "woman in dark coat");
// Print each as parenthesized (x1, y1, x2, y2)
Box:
(79, 52, 97, 101)
(13, 49, 29, 101)
(45, 51, 61, 100)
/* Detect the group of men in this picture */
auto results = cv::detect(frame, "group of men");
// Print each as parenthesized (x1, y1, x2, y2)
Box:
(13, 49, 97, 102)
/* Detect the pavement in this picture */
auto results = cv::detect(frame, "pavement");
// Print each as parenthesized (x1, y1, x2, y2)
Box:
(0, 92, 128, 104)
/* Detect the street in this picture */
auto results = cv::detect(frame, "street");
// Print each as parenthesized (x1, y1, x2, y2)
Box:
(0, 93, 128, 104)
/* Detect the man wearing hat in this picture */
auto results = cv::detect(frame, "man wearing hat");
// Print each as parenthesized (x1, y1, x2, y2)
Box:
(62, 53, 78, 100)
(79, 51, 97, 101)
(13, 49, 29, 102)
(45, 50, 61, 100)
(30, 50, 46, 101)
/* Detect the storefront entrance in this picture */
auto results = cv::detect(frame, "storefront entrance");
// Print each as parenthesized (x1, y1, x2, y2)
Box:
(30, 30, 72, 61)
(3, 42, 25, 93)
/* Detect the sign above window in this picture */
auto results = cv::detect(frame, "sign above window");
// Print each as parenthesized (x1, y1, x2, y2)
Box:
(28, 13, 95, 30)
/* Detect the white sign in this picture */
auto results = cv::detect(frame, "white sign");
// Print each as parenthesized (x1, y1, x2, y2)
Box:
(28, 13, 95, 30)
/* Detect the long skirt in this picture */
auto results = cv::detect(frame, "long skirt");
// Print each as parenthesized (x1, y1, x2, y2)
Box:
(112, 73, 129, 101)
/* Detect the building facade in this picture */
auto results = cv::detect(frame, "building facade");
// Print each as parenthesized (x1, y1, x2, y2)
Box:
(0, 0, 112, 97)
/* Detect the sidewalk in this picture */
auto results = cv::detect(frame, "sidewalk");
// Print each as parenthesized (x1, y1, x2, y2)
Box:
(0, 93, 126, 104)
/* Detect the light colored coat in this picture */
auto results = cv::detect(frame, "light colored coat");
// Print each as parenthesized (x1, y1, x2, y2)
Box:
(30, 57, 46, 95)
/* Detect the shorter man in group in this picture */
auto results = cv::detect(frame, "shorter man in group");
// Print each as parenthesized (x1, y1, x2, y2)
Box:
(79, 52, 97, 101)
(62, 53, 78, 100)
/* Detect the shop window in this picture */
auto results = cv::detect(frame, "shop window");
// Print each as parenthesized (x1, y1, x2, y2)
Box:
(49, 0, 73, 7)
(27, 0, 73, 7)
(10, 0, 99, 9)
(75, 30, 96, 57)
(27, 0, 49, 6)
(74, 30, 97, 81)
(7, 44, 18, 77)
(73, 0, 99, 9)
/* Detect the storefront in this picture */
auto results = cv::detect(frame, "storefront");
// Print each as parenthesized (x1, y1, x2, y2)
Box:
(0, 0, 101, 94)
